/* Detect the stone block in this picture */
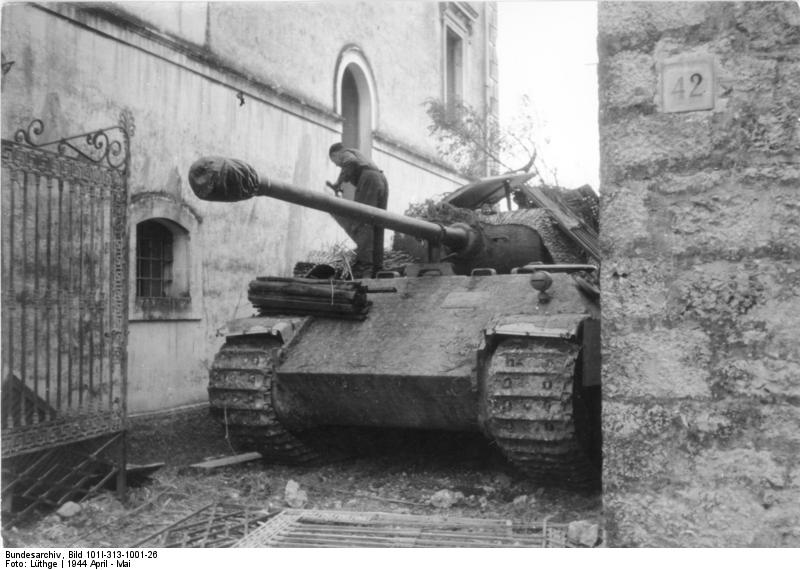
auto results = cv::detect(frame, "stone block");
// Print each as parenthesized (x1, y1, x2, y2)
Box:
(600, 113, 713, 182)
(605, 486, 771, 547)
(284, 479, 307, 508)
(664, 187, 792, 255)
(603, 401, 696, 485)
(56, 501, 82, 518)
(667, 259, 800, 349)
(598, 51, 656, 110)
(675, 486, 773, 546)
(567, 520, 600, 547)
(429, 489, 464, 509)
(711, 97, 800, 157)
(714, 357, 800, 401)
(733, 1, 800, 52)
(604, 435, 677, 486)
(693, 448, 786, 488)
(687, 402, 760, 444)
(603, 327, 712, 399)
(757, 405, 800, 446)
(756, 492, 800, 547)
(598, 2, 656, 55)
(668, 190, 781, 255)
(598, 2, 711, 56)
(604, 401, 674, 440)
(716, 54, 778, 98)
(599, 184, 651, 252)
(603, 397, 793, 488)
(650, 170, 729, 196)
(603, 489, 702, 547)
(602, 252, 705, 328)
(777, 60, 800, 99)
(647, 2, 720, 35)
(738, 162, 800, 187)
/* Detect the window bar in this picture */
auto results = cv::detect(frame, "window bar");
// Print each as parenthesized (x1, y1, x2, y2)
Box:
(77, 181, 86, 408)
(33, 173, 41, 421)
(56, 178, 65, 414)
(87, 183, 96, 409)
(92, 184, 103, 412)
(66, 180, 75, 409)
(109, 193, 119, 408)
(111, 183, 128, 426)
(45, 176, 54, 419)
(98, 187, 107, 410)
(3, 168, 17, 429)
(104, 190, 113, 409)
(20, 169, 29, 427)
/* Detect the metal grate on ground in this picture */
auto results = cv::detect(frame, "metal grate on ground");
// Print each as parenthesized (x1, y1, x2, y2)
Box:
(234, 509, 572, 548)
(1, 433, 124, 528)
(134, 503, 277, 548)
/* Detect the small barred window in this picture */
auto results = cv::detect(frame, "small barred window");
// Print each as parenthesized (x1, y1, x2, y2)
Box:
(136, 220, 174, 298)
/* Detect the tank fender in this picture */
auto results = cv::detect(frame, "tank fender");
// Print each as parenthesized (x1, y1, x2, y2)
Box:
(479, 314, 601, 389)
(217, 315, 310, 345)
(482, 313, 584, 345)
(478, 314, 584, 372)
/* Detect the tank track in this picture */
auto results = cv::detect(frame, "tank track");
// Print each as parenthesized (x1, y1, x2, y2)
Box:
(207, 335, 321, 464)
(484, 338, 600, 489)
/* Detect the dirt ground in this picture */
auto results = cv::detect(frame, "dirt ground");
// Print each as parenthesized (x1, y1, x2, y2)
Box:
(2, 406, 602, 548)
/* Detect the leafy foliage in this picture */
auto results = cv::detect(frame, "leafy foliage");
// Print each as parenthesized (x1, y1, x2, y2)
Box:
(424, 96, 559, 184)
(403, 194, 479, 226)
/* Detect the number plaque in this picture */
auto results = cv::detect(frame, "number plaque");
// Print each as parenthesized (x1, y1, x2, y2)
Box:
(661, 59, 714, 113)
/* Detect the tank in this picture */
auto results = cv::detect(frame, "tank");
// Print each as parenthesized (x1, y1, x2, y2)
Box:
(189, 157, 601, 488)
(393, 173, 601, 271)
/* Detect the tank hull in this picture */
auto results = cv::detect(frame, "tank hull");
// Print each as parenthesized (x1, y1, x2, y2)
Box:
(272, 273, 587, 431)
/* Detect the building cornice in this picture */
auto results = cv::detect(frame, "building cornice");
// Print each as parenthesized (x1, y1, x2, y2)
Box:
(32, 2, 467, 184)
(36, 2, 343, 132)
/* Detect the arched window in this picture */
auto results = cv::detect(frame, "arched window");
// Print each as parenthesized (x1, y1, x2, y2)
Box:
(334, 47, 377, 156)
(129, 194, 201, 321)
(341, 66, 362, 149)
(135, 218, 189, 299)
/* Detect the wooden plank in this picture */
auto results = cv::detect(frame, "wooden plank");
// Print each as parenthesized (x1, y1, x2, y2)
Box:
(189, 452, 262, 470)
(249, 280, 365, 303)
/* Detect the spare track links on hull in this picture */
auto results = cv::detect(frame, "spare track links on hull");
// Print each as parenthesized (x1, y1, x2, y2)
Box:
(207, 335, 320, 464)
(485, 338, 600, 489)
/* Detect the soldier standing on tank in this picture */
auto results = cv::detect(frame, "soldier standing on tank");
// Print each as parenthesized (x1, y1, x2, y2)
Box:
(326, 143, 389, 279)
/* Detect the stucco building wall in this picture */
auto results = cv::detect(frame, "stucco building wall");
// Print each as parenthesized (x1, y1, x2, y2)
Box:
(1, 2, 495, 412)
(598, 1, 800, 546)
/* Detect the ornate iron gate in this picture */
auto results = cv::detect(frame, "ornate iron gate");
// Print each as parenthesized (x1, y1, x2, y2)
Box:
(1, 112, 133, 523)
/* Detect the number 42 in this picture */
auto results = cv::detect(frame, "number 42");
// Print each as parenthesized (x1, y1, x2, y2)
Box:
(672, 73, 705, 98)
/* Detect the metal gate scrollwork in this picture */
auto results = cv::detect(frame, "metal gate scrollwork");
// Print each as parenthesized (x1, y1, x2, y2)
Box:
(1, 111, 133, 524)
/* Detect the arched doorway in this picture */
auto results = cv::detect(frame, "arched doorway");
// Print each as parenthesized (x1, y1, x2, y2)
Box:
(334, 47, 377, 157)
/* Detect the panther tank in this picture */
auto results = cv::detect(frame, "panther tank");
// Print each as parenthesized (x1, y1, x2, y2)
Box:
(188, 157, 601, 488)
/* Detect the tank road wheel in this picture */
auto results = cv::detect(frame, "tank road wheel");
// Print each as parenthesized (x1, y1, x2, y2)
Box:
(207, 335, 321, 464)
(483, 338, 600, 489)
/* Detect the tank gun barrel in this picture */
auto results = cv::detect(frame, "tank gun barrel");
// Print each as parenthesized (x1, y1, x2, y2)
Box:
(188, 156, 474, 253)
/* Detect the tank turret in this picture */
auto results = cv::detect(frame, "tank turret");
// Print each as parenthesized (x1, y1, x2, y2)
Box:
(188, 156, 555, 274)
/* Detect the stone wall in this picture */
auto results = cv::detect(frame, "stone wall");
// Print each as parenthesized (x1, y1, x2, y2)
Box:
(598, 1, 800, 546)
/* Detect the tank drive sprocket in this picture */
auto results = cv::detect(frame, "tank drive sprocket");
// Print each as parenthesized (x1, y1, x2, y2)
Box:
(207, 335, 320, 464)
(484, 338, 600, 488)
